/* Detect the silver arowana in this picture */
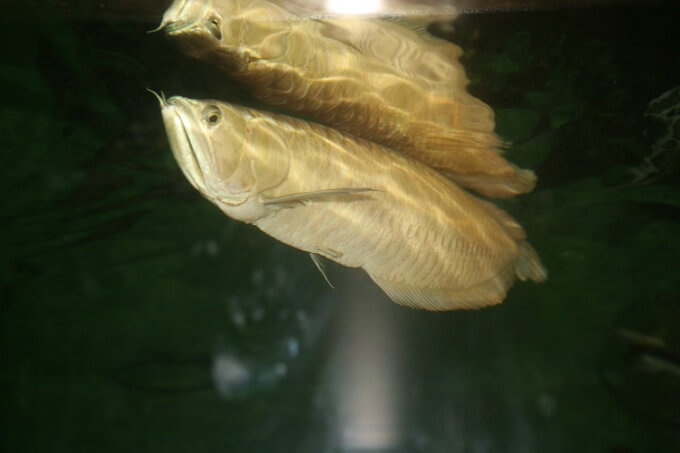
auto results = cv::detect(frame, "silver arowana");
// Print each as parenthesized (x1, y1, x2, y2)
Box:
(155, 94, 547, 310)
(156, 0, 536, 198)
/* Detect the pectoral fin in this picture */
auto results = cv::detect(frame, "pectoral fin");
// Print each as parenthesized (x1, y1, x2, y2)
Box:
(262, 188, 377, 207)
(310, 253, 334, 288)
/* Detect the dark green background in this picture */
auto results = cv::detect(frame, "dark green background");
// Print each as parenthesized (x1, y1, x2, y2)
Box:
(1, 2, 678, 452)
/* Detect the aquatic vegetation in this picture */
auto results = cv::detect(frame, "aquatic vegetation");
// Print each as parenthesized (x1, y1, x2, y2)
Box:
(628, 86, 680, 185)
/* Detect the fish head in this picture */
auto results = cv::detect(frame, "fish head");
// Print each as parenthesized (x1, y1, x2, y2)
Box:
(156, 0, 254, 68)
(157, 94, 257, 210)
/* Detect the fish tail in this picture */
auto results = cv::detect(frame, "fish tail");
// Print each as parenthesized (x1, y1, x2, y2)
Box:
(514, 241, 548, 283)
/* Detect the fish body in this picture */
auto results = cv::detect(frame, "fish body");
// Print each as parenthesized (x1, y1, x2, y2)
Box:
(158, 95, 546, 310)
(157, 0, 536, 198)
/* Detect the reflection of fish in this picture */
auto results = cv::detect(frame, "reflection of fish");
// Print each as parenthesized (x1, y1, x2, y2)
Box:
(155, 93, 546, 310)
(156, 0, 536, 198)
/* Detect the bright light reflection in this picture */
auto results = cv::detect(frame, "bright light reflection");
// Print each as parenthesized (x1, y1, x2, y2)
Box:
(325, 0, 384, 15)
(328, 276, 404, 450)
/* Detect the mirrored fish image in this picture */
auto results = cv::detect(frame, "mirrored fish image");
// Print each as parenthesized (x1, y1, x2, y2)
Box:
(153, 94, 546, 310)
(155, 0, 536, 198)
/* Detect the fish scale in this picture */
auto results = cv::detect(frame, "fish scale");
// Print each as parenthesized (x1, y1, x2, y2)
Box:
(155, 95, 547, 310)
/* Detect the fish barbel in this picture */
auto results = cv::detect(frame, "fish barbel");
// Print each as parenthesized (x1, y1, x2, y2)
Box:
(155, 93, 546, 310)
(155, 0, 536, 198)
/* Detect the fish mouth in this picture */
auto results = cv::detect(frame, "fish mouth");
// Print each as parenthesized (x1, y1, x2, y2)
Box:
(177, 109, 206, 186)
(150, 0, 218, 38)
(160, 97, 208, 191)
(150, 0, 196, 33)
(163, 20, 201, 36)
(153, 93, 253, 207)
(149, 17, 204, 37)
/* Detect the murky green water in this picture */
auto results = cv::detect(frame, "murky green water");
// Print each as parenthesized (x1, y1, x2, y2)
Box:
(1, 2, 678, 452)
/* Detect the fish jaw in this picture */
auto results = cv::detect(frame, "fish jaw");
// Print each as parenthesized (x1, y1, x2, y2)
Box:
(157, 96, 272, 223)
(157, 0, 212, 33)
(158, 0, 227, 53)
(160, 96, 210, 194)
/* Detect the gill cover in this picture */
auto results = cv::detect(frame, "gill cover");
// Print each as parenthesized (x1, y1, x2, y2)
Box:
(158, 95, 291, 206)
(156, 96, 247, 204)
(202, 102, 292, 200)
(196, 100, 257, 204)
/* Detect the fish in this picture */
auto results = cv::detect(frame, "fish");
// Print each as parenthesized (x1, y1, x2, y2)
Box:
(154, 93, 547, 310)
(155, 0, 536, 198)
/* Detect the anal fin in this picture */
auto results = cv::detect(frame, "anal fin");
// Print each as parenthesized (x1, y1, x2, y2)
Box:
(368, 268, 515, 311)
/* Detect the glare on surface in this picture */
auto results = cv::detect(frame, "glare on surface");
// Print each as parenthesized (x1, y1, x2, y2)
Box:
(326, 281, 405, 450)
(325, 0, 384, 15)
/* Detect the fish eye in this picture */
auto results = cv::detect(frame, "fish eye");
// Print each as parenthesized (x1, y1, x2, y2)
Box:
(204, 107, 221, 126)
(205, 15, 222, 41)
